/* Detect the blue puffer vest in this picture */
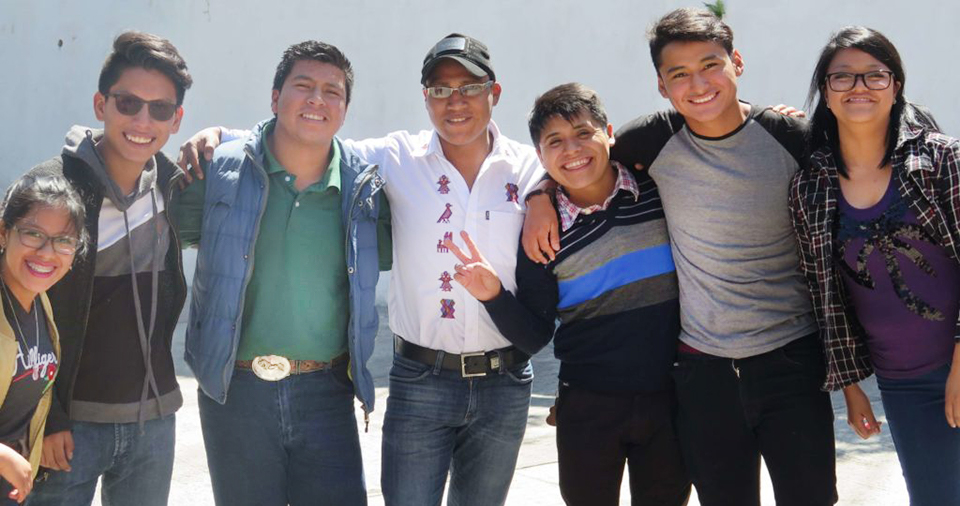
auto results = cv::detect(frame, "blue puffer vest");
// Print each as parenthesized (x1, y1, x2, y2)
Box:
(185, 119, 385, 414)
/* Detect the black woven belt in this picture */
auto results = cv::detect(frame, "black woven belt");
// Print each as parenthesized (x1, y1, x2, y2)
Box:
(394, 335, 530, 378)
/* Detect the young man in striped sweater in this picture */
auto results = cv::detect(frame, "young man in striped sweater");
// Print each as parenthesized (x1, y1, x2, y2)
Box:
(445, 83, 690, 506)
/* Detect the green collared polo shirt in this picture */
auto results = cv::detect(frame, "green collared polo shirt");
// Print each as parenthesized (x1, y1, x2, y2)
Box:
(235, 123, 349, 361)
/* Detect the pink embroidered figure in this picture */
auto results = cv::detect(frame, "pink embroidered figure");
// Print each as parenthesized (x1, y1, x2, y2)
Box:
(437, 231, 454, 253)
(437, 203, 453, 223)
(440, 299, 456, 319)
(505, 182, 519, 203)
(437, 175, 451, 194)
(439, 271, 453, 292)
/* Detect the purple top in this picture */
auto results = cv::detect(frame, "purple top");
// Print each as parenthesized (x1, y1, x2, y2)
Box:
(836, 178, 959, 379)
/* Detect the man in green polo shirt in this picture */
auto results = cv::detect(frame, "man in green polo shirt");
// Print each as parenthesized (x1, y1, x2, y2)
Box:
(176, 40, 389, 506)
(232, 120, 350, 365)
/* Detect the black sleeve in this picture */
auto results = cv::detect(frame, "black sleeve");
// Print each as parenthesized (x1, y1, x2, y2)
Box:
(752, 106, 812, 170)
(481, 240, 558, 355)
(611, 110, 685, 170)
(44, 389, 72, 435)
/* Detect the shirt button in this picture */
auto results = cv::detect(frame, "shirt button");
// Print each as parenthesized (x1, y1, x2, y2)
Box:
(285, 176, 291, 182)
(295, 201, 300, 208)
(347, 266, 355, 274)
(243, 254, 249, 260)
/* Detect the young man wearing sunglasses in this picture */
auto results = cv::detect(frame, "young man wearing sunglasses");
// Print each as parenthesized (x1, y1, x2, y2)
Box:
(24, 31, 191, 506)
(179, 33, 544, 505)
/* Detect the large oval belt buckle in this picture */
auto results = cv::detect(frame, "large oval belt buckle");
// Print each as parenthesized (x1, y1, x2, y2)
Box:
(252, 355, 291, 381)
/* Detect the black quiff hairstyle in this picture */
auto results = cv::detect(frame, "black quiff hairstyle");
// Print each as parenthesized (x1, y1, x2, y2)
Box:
(528, 83, 609, 147)
(98, 31, 192, 106)
(648, 8, 734, 72)
(272, 40, 354, 105)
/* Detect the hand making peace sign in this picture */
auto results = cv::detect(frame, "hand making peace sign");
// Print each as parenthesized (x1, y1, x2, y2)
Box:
(443, 231, 504, 302)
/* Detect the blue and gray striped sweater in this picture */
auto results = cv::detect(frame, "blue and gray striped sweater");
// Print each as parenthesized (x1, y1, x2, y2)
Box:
(484, 170, 680, 393)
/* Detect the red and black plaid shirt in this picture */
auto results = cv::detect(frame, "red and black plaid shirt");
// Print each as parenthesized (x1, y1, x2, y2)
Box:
(789, 124, 960, 391)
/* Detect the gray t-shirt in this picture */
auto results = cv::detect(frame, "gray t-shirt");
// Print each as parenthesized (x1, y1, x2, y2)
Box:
(612, 105, 817, 358)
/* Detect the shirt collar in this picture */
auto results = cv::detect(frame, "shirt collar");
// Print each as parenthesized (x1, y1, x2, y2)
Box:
(557, 161, 639, 232)
(261, 120, 342, 192)
(418, 120, 505, 160)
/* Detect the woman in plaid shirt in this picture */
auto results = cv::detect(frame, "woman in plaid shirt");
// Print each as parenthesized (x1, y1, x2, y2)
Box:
(790, 26, 960, 505)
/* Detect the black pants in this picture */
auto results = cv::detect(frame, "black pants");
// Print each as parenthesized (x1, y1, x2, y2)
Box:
(673, 334, 837, 506)
(556, 385, 691, 506)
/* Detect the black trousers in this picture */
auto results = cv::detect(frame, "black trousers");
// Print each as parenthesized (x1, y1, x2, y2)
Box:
(556, 385, 691, 506)
(673, 334, 838, 506)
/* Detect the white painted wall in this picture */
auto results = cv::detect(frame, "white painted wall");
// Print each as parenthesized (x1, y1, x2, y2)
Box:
(1, 0, 958, 184)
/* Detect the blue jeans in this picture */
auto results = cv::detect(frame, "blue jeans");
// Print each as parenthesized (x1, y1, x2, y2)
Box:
(26, 416, 175, 506)
(381, 354, 533, 506)
(198, 363, 366, 506)
(877, 364, 960, 506)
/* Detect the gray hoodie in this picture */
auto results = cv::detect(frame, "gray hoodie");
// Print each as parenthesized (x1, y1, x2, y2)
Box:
(60, 125, 181, 427)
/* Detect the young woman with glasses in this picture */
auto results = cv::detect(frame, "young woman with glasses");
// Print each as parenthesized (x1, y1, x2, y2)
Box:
(790, 26, 960, 505)
(0, 175, 86, 504)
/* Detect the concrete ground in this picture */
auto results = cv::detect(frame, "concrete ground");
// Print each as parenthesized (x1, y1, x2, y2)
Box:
(90, 260, 908, 505)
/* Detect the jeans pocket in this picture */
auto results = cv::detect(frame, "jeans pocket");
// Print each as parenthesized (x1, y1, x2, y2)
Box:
(777, 347, 806, 369)
(670, 360, 696, 387)
(778, 337, 825, 370)
(388, 356, 433, 383)
(504, 362, 534, 385)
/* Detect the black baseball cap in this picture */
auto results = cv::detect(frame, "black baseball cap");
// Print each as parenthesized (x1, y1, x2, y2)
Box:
(420, 33, 496, 85)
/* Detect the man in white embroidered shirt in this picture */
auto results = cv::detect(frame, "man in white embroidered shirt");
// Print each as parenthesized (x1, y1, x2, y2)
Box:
(178, 33, 544, 506)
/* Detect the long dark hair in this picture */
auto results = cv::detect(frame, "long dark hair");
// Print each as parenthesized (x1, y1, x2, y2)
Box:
(807, 26, 939, 178)
(0, 174, 89, 257)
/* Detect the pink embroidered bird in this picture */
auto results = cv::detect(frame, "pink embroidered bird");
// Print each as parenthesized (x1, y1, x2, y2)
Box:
(437, 203, 453, 223)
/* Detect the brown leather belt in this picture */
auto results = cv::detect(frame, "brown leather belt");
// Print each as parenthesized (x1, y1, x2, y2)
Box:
(394, 335, 529, 378)
(236, 352, 348, 375)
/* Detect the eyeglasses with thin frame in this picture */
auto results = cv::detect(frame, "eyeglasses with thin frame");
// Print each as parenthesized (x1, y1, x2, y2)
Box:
(106, 92, 179, 121)
(424, 81, 494, 99)
(825, 70, 895, 92)
(13, 225, 79, 256)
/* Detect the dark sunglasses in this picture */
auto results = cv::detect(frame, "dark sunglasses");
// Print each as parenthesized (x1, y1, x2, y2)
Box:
(106, 92, 179, 121)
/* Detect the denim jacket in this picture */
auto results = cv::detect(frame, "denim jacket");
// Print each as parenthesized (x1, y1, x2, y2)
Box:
(182, 119, 388, 414)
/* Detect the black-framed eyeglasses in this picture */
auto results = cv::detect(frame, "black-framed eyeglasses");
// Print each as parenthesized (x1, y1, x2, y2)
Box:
(106, 92, 179, 121)
(13, 226, 79, 255)
(425, 81, 494, 99)
(825, 71, 895, 92)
